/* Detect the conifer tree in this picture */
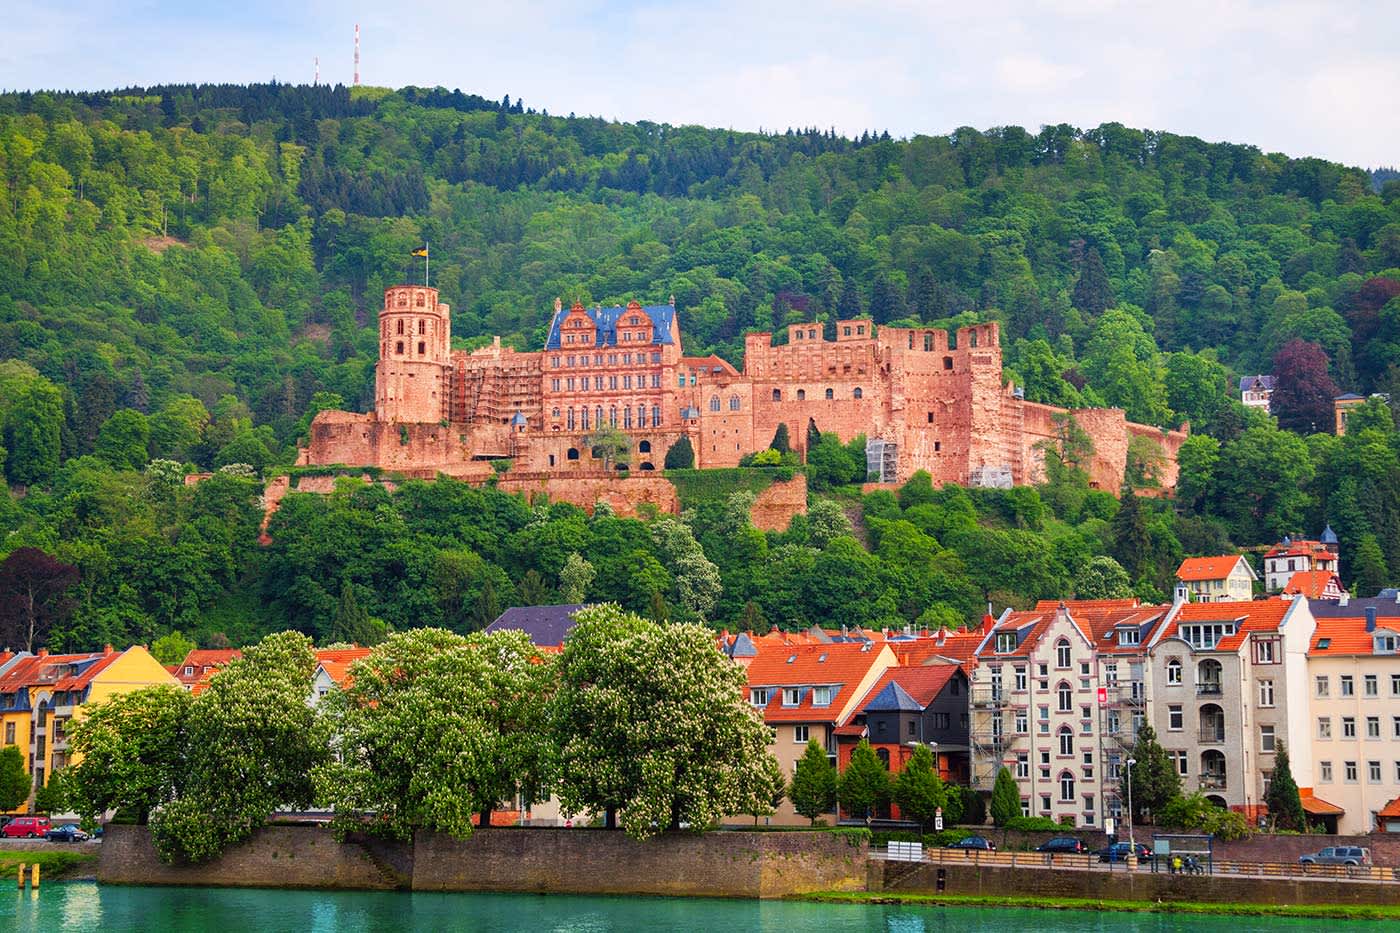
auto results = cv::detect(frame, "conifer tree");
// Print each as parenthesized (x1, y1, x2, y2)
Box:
(769, 423, 791, 455)
(1265, 742, 1307, 831)
(663, 436, 694, 469)
(789, 739, 838, 824)
(1110, 489, 1152, 579)
(1122, 725, 1180, 823)
(838, 739, 890, 821)
(1072, 246, 1114, 316)
(990, 766, 1020, 827)
(1352, 534, 1389, 596)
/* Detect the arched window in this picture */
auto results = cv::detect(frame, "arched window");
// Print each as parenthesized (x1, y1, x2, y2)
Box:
(1058, 726, 1074, 756)
(1057, 681, 1072, 712)
(416, 293, 425, 307)
(1059, 771, 1075, 802)
(567, 448, 580, 461)
(567, 408, 575, 430)
(1056, 638, 1071, 669)
(639, 461, 654, 471)
(825, 388, 834, 399)
(772, 388, 781, 401)
(397, 320, 405, 335)
(1166, 659, 1182, 685)
(639, 440, 651, 454)
(551, 407, 560, 419)
(729, 396, 740, 411)
(709, 396, 721, 412)
(609, 406, 618, 426)
(581, 408, 590, 430)
(796, 389, 806, 401)
(624, 407, 633, 428)
(1198, 659, 1222, 694)
(853, 387, 863, 399)
(596, 406, 604, 428)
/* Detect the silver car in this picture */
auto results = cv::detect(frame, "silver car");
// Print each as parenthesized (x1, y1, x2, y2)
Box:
(1299, 846, 1370, 866)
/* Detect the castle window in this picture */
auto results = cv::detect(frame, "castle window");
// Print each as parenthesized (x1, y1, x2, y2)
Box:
(843, 326, 851, 336)
(595, 376, 603, 391)
(935, 441, 941, 452)
(857, 325, 865, 335)
(651, 373, 660, 388)
(416, 294, 425, 307)
(418, 320, 426, 334)
(796, 330, 804, 340)
(630, 316, 640, 326)
(639, 440, 651, 453)
(581, 408, 590, 429)
(679, 375, 687, 387)
(395, 341, 404, 354)
(729, 396, 740, 411)
(567, 448, 580, 461)
(418, 341, 426, 355)
(549, 455, 555, 466)
(651, 353, 661, 363)
(797, 390, 806, 400)
(808, 329, 816, 340)
(398, 295, 408, 308)
(552, 356, 560, 368)
(825, 388, 834, 399)
(772, 389, 781, 401)
(609, 376, 618, 390)
(624, 408, 633, 428)
(651, 405, 661, 426)
(623, 375, 632, 389)
(567, 356, 576, 366)
(567, 408, 575, 430)
(596, 406, 604, 427)
(924, 333, 934, 352)
(638, 404, 646, 426)
(908, 333, 915, 349)
(551, 407, 560, 419)
(943, 356, 953, 370)
(853, 387, 863, 399)
(970, 330, 979, 348)
(552, 379, 560, 391)
(609, 407, 618, 426)
(623, 332, 630, 342)
(397, 320, 405, 335)
(927, 412, 934, 423)
(709, 396, 721, 412)
(566, 334, 574, 344)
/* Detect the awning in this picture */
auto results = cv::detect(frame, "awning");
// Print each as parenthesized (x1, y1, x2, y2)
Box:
(1301, 794, 1345, 816)
(1377, 796, 1400, 819)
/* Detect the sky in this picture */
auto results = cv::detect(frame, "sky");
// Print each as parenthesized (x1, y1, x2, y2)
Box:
(4, 0, 1398, 168)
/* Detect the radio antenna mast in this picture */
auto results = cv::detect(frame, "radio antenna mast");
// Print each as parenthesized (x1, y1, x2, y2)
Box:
(353, 24, 360, 86)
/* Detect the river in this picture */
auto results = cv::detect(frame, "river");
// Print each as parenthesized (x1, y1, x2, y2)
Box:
(3, 883, 1391, 932)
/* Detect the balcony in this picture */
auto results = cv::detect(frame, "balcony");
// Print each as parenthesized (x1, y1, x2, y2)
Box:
(1196, 683, 1223, 697)
(971, 686, 1006, 708)
(1199, 772, 1227, 790)
(1116, 684, 1146, 705)
(1198, 729, 1225, 744)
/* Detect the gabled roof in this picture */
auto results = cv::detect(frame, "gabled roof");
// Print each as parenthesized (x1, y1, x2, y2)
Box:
(1378, 796, 1400, 820)
(746, 641, 895, 724)
(0, 650, 117, 694)
(545, 303, 676, 350)
(173, 649, 242, 688)
(1309, 616, 1400, 656)
(980, 603, 1098, 659)
(485, 604, 586, 648)
(1156, 599, 1292, 652)
(1263, 539, 1337, 561)
(858, 664, 961, 713)
(864, 680, 923, 712)
(1176, 555, 1253, 582)
(315, 647, 373, 686)
(1282, 570, 1345, 599)
(1310, 595, 1400, 619)
(1240, 375, 1275, 391)
(681, 355, 740, 376)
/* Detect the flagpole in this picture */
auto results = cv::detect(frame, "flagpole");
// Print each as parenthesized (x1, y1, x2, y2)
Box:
(425, 241, 429, 287)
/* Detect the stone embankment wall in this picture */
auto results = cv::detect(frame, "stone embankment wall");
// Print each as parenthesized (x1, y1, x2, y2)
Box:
(946, 827, 1399, 866)
(98, 826, 866, 899)
(495, 473, 680, 518)
(868, 859, 1400, 907)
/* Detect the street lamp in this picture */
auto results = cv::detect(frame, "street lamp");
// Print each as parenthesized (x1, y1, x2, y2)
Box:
(1125, 757, 1137, 852)
(906, 740, 940, 776)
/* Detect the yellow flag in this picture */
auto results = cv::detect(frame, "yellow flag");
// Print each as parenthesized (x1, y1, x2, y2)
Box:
(410, 246, 428, 257)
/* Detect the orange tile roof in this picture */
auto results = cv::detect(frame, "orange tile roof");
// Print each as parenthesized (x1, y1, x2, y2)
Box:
(1176, 556, 1246, 581)
(1033, 598, 1141, 611)
(857, 663, 960, 711)
(1158, 599, 1292, 652)
(314, 647, 374, 688)
(1378, 796, 1400, 820)
(1282, 570, 1343, 598)
(0, 649, 123, 694)
(1309, 616, 1398, 655)
(1264, 540, 1336, 560)
(746, 642, 893, 724)
(1300, 789, 1345, 816)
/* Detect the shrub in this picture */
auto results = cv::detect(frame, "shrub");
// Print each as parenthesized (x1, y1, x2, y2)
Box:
(1003, 815, 1064, 832)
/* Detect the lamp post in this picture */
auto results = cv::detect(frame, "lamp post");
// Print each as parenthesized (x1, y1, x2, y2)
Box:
(1125, 757, 1137, 851)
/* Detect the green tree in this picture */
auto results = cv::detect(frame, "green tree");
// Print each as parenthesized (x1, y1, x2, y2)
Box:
(893, 744, 946, 830)
(558, 552, 595, 602)
(769, 423, 791, 455)
(4, 378, 63, 486)
(330, 579, 385, 646)
(1073, 555, 1134, 600)
(151, 630, 196, 666)
(989, 766, 1020, 827)
(1352, 533, 1389, 596)
(552, 604, 779, 840)
(1072, 246, 1113, 316)
(1110, 489, 1152, 579)
(788, 739, 838, 824)
(838, 739, 890, 821)
(664, 437, 695, 469)
(586, 425, 631, 472)
(1264, 742, 1306, 831)
(1158, 792, 1250, 840)
(94, 409, 152, 471)
(33, 768, 69, 815)
(67, 685, 191, 824)
(0, 746, 30, 811)
(1123, 725, 1180, 824)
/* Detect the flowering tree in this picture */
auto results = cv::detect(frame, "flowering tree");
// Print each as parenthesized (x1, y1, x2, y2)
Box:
(553, 604, 779, 840)
(314, 627, 557, 841)
(68, 685, 191, 825)
(150, 630, 326, 863)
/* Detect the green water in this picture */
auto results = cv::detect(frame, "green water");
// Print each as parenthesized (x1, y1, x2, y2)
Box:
(2, 884, 1390, 932)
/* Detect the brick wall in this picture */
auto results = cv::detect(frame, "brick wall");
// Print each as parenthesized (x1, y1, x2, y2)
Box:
(952, 826, 1400, 866)
(749, 475, 807, 532)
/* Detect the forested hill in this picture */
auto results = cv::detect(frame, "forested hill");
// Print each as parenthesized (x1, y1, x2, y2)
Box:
(1, 82, 1399, 652)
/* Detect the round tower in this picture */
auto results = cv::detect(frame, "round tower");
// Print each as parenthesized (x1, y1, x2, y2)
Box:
(376, 285, 452, 423)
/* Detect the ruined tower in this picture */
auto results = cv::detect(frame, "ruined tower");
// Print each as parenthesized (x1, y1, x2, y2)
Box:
(376, 285, 451, 423)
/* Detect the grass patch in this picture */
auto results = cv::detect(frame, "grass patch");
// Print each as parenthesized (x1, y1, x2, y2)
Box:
(798, 890, 1400, 921)
(0, 848, 98, 879)
(664, 467, 793, 510)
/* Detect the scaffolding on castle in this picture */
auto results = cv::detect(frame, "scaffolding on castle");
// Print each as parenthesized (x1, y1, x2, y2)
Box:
(866, 438, 898, 484)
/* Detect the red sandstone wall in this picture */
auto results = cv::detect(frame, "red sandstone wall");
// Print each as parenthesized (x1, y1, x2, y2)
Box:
(496, 474, 680, 518)
(749, 475, 808, 532)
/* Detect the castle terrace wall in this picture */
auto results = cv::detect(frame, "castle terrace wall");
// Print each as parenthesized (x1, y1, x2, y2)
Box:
(97, 825, 866, 899)
(749, 475, 808, 532)
(868, 858, 1400, 907)
(495, 473, 680, 518)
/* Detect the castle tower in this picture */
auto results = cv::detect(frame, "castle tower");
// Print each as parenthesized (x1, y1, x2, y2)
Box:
(376, 285, 452, 423)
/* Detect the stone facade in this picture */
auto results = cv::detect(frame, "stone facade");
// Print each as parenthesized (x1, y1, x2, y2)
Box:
(303, 287, 1186, 494)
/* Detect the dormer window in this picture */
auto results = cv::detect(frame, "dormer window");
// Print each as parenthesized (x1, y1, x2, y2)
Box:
(184, 666, 194, 677)
(1117, 628, 1140, 647)
(750, 688, 771, 707)
(996, 633, 1017, 653)
(813, 686, 834, 707)
(782, 687, 802, 706)
(1376, 634, 1397, 655)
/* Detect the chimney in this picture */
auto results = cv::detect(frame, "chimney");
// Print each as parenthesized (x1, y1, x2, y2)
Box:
(1366, 606, 1378, 632)
(1339, 593, 1349, 607)
(38, 648, 48, 658)
(980, 612, 995, 635)
(104, 643, 114, 655)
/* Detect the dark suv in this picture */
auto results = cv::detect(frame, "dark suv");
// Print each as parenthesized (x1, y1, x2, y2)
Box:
(1035, 836, 1085, 854)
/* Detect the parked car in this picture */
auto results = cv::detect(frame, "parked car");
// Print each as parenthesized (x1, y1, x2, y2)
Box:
(1299, 846, 1370, 866)
(44, 824, 90, 843)
(1035, 836, 1085, 854)
(1, 817, 51, 838)
(1096, 842, 1152, 863)
(946, 835, 996, 851)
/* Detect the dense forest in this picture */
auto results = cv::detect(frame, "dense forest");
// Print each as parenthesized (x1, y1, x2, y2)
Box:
(0, 82, 1398, 653)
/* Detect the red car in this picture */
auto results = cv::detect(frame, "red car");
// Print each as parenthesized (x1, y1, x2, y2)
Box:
(2, 816, 51, 838)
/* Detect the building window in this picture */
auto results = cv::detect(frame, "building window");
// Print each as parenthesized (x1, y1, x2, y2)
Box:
(1258, 679, 1274, 708)
(995, 633, 1016, 653)
(1343, 716, 1356, 739)
(812, 686, 834, 707)
(1168, 705, 1183, 731)
(1394, 716, 1400, 740)
(1013, 666, 1027, 691)
(1392, 674, 1400, 696)
(1368, 716, 1381, 739)
(417, 341, 426, 355)
(1365, 674, 1379, 697)
(1059, 727, 1074, 756)
(1057, 682, 1072, 712)
(824, 388, 834, 399)
(1059, 772, 1075, 802)
(396, 319, 404, 335)
(1318, 717, 1331, 739)
(1056, 639, 1071, 669)
(1254, 637, 1278, 664)
(750, 688, 770, 707)
(1260, 725, 1276, 753)
(772, 389, 781, 401)
(1316, 675, 1329, 697)
(1369, 761, 1382, 783)
(853, 387, 863, 399)
(1345, 761, 1358, 782)
(1341, 675, 1354, 697)
(395, 341, 404, 354)
(796, 389, 805, 400)
(782, 688, 802, 707)
(1320, 761, 1332, 782)
(1016, 754, 1029, 779)
(794, 725, 809, 743)
(1015, 711, 1028, 733)
(1167, 659, 1182, 685)
(729, 396, 740, 411)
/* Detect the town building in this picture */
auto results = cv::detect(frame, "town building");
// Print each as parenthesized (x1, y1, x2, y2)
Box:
(302, 285, 1186, 493)
(0, 646, 178, 808)
(1240, 375, 1276, 413)
(1176, 555, 1258, 603)
(845, 663, 971, 785)
(1262, 530, 1339, 592)
(309, 647, 373, 705)
(1145, 597, 1316, 823)
(1282, 570, 1348, 601)
(1306, 597, 1400, 833)
(484, 604, 588, 652)
(169, 648, 241, 691)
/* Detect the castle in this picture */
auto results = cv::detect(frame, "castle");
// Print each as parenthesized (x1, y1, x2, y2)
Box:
(301, 285, 1186, 491)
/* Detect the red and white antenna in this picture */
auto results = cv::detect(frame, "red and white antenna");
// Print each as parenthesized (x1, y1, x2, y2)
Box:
(353, 24, 360, 86)
(314, 56, 320, 86)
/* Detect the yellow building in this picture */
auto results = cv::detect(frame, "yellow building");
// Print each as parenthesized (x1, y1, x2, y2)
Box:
(0, 645, 179, 811)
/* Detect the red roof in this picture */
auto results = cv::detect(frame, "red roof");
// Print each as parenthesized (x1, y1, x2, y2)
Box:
(1157, 599, 1293, 652)
(0, 648, 123, 694)
(745, 642, 893, 724)
(1176, 556, 1247, 582)
(173, 649, 242, 688)
(1282, 570, 1344, 599)
(1264, 540, 1336, 561)
(857, 664, 960, 711)
(1378, 797, 1400, 820)
(1309, 616, 1398, 656)
(315, 647, 374, 688)
(1300, 789, 1345, 816)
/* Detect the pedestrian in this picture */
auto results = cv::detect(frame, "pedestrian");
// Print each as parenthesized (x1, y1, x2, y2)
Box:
(1170, 854, 1182, 874)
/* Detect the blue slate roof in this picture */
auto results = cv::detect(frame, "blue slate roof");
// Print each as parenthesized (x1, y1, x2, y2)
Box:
(863, 680, 923, 712)
(545, 304, 676, 350)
